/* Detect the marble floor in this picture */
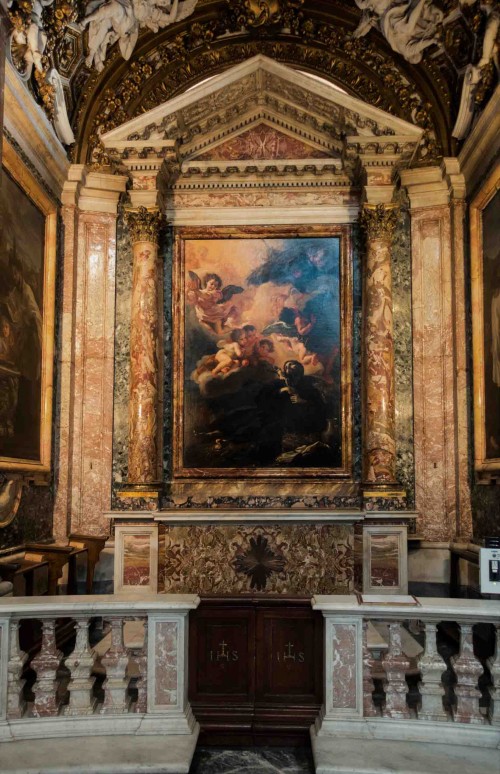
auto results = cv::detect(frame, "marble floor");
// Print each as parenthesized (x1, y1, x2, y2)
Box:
(189, 747, 315, 774)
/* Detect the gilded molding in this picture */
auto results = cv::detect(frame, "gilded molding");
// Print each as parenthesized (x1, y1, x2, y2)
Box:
(125, 206, 162, 243)
(361, 204, 399, 242)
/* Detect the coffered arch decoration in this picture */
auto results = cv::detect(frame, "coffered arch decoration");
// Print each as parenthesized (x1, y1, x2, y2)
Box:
(68, 0, 484, 166)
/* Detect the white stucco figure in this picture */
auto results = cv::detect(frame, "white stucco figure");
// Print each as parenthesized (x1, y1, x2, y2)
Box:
(82, 0, 199, 72)
(10, 0, 53, 78)
(353, 0, 443, 64)
(452, 0, 499, 139)
(47, 68, 76, 145)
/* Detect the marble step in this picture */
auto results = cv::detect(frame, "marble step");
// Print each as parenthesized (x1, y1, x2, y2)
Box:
(312, 736, 500, 774)
(0, 733, 198, 774)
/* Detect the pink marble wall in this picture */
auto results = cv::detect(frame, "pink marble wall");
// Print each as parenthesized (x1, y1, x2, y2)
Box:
(330, 622, 358, 710)
(411, 206, 470, 541)
(154, 621, 178, 707)
(55, 207, 118, 538)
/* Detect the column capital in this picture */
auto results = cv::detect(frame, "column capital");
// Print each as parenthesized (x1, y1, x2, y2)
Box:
(125, 206, 162, 243)
(361, 203, 399, 242)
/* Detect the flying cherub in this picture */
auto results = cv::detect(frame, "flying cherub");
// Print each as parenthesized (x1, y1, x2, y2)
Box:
(186, 271, 244, 335)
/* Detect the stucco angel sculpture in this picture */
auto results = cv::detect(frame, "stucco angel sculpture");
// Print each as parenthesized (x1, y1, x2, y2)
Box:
(9, 0, 54, 77)
(82, 0, 199, 71)
(353, 0, 443, 64)
(453, 0, 499, 139)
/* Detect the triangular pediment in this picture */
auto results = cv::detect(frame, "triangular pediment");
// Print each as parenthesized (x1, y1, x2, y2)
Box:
(102, 55, 423, 163)
(194, 122, 331, 162)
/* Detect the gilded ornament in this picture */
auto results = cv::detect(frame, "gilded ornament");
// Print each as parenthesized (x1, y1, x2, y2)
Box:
(125, 206, 162, 242)
(361, 204, 399, 242)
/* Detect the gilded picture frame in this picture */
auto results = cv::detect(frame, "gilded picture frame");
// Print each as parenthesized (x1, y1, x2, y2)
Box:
(173, 225, 353, 486)
(471, 162, 500, 478)
(0, 140, 57, 473)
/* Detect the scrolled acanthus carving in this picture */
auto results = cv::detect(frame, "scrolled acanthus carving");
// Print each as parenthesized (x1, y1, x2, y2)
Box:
(361, 203, 399, 242)
(125, 206, 162, 243)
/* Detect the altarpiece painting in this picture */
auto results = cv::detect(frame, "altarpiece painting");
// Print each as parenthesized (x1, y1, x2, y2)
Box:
(471, 164, 500, 477)
(173, 226, 352, 482)
(0, 142, 56, 472)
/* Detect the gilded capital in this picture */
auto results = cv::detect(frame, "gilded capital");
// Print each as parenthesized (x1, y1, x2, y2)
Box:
(361, 204, 399, 242)
(125, 206, 162, 243)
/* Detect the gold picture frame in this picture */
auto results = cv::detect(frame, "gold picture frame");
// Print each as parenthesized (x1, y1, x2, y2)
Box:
(0, 140, 57, 473)
(173, 225, 353, 489)
(471, 162, 500, 479)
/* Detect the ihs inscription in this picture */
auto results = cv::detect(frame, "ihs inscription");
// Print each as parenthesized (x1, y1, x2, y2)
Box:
(276, 641, 305, 663)
(209, 640, 239, 662)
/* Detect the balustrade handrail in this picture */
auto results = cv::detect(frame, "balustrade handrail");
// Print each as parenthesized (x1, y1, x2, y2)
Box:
(312, 594, 500, 623)
(0, 592, 200, 618)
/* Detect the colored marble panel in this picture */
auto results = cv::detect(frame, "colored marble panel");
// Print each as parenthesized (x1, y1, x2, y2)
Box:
(370, 534, 399, 588)
(154, 621, 178, 706)
(122, 533, 151, 587)
(160, 524, 354, 595)
(331, 623, 357, 709)
(196, 124, 330, 161)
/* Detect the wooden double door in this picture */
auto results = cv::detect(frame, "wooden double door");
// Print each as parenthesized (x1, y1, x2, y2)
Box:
(188, 596, 323, 745)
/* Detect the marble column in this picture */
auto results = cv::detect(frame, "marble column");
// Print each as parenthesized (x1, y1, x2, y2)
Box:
(54, 167, 128, 539)
(400, 162, 470, 541)
(125, 207, 162, 489)
(361, 203, 399, 488)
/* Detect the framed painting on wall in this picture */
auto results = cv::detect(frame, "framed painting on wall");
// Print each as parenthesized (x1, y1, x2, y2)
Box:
(173, 226, 353, 484)
(471, 163, 500, 479)
(0, 141, 57, 473)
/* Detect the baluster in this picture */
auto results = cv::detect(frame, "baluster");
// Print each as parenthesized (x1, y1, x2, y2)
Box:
(133, 619, 148, 713)
(7, 620, 28, 719)
(382, 622, 411, 719)
(32, 619, 63, 717)
(362, 621, 378, 716)
(100, 617, 130, 714)
(487, 623, 500, 726)
(64, 617, 97, 715)
(418, 621, 449, 721)
(451, 623, 484, 724)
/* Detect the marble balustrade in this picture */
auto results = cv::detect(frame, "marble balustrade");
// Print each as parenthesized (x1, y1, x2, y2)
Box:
(312, 595, 500, 753)
(0, 593, 200, 745)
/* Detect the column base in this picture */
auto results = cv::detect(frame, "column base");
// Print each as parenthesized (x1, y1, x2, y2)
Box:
(362, 484, 406, 500)
(117, 483, 162, 500)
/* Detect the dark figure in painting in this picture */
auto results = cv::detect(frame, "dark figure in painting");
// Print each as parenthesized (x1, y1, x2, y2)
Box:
(0, 252, 43, 452)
